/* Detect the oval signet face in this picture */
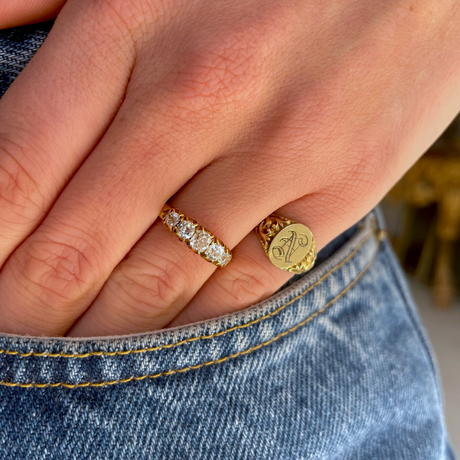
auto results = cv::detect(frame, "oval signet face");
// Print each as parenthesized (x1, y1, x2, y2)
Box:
(268, 223, 313, 269)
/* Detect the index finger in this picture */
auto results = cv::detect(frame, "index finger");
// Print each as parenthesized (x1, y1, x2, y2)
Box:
(0, 0, 135, 267)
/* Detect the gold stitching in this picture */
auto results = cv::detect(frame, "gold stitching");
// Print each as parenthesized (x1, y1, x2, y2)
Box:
(1, 230, 376, 360)
(0, 237, 379, 389)
(0, 231, 374, 360)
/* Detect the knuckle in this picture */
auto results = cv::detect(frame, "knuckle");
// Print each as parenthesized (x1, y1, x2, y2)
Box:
(0, 142, 46, 227)
(165, 32, 264, 118)
(326, 135, 393, 202)
(13, 235, 101, 306)
(216, 263, 275, 307)
(110, 254, 189, 316)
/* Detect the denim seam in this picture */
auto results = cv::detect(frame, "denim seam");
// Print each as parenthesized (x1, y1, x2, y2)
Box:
(0, 228, 377, 360)
(381, 239, 444, 410)
(0, 236, 381, 389)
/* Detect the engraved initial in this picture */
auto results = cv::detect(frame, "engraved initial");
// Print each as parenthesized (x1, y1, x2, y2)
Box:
(272, 231, 309, 263)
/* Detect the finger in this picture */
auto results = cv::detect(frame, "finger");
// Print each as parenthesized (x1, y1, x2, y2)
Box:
(168, 193, 343, 328)
(0, 29, 280, 336)
(0, 0, 136, 267)
(66, 142, 313, 337)
(0, 0, 65, 29)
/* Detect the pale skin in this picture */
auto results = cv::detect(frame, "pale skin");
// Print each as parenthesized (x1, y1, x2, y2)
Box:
(0, 0, 459, 337)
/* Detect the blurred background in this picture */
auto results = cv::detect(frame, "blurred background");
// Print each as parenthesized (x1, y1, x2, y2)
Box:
(381, 114, 460, 452)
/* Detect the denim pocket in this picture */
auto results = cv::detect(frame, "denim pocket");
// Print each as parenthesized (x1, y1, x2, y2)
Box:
(0, 208, 453, 460)
(0, 208, 382, 389)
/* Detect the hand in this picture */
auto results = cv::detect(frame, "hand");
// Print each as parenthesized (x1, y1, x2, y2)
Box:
(0, 0, 459, 337)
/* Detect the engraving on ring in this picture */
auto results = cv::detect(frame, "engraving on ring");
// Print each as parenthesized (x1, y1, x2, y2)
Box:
(271, 230, 309, 264)
(268, 223, 313, 270)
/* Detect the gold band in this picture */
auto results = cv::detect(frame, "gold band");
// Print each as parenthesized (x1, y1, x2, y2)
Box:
(160, 205, 232, 267)
(255, 213, 317, 274)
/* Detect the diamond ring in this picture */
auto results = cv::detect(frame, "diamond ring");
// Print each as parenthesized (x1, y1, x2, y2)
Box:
(160, 205, 232, 267)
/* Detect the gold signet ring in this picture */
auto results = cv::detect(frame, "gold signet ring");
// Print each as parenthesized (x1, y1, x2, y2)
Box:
(254, 213, 317, 274)
(160, 205, 232, 267)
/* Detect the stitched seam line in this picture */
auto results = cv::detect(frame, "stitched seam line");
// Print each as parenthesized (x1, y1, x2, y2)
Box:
(0, 230, 374, 360)
(0, 230, 375, 359)
(0, 238, 380, 389)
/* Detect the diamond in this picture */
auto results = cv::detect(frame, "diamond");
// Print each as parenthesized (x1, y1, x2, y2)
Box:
(165, 210, 181, 229)
(219, 251, 232, 267)
(176, 220, 196, 240)
(190, 230, 212, 253)
(205, 242, 224, 262)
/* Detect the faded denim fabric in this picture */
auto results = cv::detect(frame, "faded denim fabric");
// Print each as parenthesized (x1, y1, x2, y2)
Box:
(0, 23, 456, 460)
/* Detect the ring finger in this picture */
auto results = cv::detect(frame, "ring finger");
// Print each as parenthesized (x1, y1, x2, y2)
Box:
(168, 193, 346, 328)
(67, 139, 320, 337)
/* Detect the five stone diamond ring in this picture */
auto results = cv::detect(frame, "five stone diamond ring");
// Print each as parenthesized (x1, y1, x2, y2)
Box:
(255, 213, 317, 274)
(160, 205, 233, 267)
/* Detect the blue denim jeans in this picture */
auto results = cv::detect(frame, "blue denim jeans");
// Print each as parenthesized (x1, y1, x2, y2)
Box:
(0, 22, 456, 460)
